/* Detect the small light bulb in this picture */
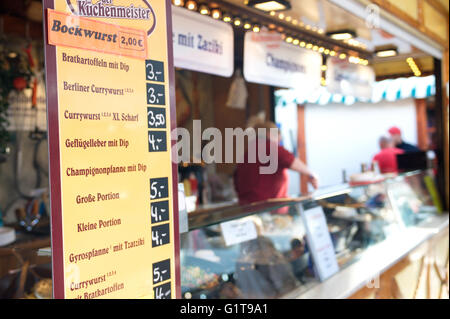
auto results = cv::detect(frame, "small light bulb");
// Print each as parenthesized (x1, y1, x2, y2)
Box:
(199, 4, 210, 15)
(186, 0, 197, 11)
(172, 0, 184, 6)
(211, 8, 221, 19)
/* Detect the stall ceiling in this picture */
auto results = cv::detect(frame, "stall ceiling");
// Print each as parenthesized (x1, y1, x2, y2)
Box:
(0, 0, 439, 79)
(225, 0, 436, 78)
(373, 56, 435, 80)
(228, 0, 372, 39)
(438, 0, 449, 11)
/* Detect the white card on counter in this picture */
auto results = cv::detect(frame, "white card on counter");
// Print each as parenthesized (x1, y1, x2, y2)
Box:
(220, 218, 258, 247)
(300, 203, 339, 281)
(178, 183, 189, 234)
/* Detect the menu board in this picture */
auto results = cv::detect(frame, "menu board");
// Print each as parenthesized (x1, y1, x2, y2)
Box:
(44, 0, 179, 299)
(300, 201, 339, 281)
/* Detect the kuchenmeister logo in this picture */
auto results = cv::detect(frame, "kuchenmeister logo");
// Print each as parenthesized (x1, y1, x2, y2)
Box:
(65, 0, 156, 35)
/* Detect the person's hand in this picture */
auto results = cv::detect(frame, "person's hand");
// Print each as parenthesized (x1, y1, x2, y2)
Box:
(308, 174, 319, 189)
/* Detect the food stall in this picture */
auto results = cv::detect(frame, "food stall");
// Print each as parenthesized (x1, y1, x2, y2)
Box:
(179, 170, 447, 299)
(170, 0, 449, 299)
(0, 0, 448, 299)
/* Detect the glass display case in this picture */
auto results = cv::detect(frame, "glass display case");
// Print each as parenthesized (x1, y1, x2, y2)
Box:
(180, 170, 443, 299)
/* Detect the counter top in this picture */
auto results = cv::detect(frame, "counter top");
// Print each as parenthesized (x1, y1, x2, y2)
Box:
(188, 171, 426, 218)
(188, 196, 311, 230)
(187, 179, 379, 217)
(283, 213, 449, 299)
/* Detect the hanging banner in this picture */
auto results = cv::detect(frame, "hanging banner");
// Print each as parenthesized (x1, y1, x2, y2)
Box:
(172, 5, 234, 77)
(44, 0, 179, 299)
(243, 31, 322, 89)
(326, 57, 375, 100)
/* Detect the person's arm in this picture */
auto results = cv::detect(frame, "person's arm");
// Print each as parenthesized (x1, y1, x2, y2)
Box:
(289, 158, 319, 189)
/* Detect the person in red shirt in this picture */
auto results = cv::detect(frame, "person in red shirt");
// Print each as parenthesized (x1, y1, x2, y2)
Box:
(233, 121, 318, 210)
(372, 136, 404, 174)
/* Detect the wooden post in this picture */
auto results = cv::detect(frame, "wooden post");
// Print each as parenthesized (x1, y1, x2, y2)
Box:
(415, 98, 428, 150)
(373, 258, 409, 299)
(297, 104, 308, 194)
(442, 49, 449, 210)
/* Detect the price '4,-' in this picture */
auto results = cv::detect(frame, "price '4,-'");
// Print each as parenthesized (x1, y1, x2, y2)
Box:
(150, 200, 170, 224)
(148, 131, 167, 152)
(149, 134, 162, 151)
(151, 223, 170, 247)
(152, 229, 167, 246)
(154, 283, 171, 299)
(151, 205, 165, 222)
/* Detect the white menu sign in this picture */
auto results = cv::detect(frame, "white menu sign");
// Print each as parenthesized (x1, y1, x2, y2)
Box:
(220, 218, 258, 247)
(178, 183, 189, 234)
(326, 57, 375, 100)
(243, 31, 322, 89)
(300, 202, 339, 281)
(172, 5, 234, 77)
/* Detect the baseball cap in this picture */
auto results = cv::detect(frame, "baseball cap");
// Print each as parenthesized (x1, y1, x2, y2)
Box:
(388, 126, 401, 135)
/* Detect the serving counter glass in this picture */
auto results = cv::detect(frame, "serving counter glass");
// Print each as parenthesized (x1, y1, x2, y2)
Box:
(180, 170, 448, 299)
(0, 170, 446, 299)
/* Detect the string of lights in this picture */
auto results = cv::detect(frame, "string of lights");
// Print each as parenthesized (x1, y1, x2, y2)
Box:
(172, 0, 371, 67)
(406, 57, 422, 77)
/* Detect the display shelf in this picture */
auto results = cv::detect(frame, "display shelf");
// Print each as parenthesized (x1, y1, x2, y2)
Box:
(180, 170, 447, 299)
(293, 214, 448, 299)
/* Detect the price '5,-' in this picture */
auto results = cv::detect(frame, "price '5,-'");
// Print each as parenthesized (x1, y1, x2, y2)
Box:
(150, 178, 168, 200)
